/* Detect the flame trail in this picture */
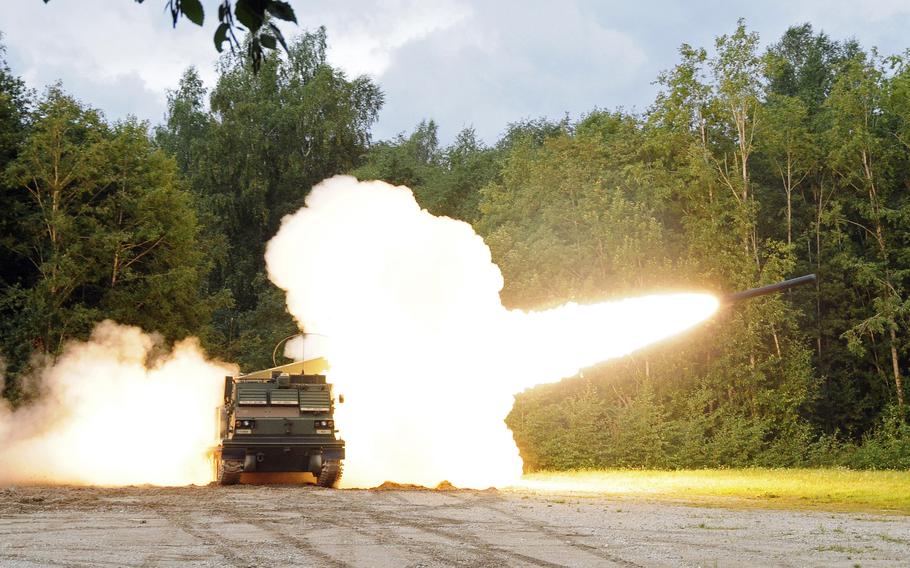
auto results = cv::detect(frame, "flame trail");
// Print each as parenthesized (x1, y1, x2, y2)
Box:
(266, 176, 718, 488)
(0, 321, 234, 486)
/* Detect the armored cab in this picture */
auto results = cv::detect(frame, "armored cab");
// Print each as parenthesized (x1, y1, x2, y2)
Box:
(214, 358, 344, 487)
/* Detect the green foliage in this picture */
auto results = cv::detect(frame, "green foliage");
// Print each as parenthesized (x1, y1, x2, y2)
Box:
(360, 21, 910, 470)
(41, 0, 298, 72)
(353, 121, 499, 222)
(209, 274, 297, 371)
(156, 28, 382, 370)
(846, 405, 910, 469)
(479, 127, 675, 307)
(0, 85, 222, 393)
(352, 119, 441, 190)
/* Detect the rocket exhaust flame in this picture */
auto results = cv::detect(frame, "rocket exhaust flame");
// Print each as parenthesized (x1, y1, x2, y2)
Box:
(265, 176, 718, 488)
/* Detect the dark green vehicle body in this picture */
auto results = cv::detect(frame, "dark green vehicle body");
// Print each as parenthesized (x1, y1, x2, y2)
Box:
(215, 367, 344, 487)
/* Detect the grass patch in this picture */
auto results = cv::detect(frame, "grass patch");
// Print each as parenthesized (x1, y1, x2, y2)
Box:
(877, 533, 909, 544)
(514, 468, 910, 514)
(814, 545, 865, 554)
(694, 522, 744, 530)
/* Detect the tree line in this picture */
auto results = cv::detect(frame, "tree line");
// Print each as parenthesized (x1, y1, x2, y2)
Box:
(2, 21, 909, 469)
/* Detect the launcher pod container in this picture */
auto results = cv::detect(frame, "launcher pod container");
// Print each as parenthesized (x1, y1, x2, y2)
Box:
(214, 357, 344, 487)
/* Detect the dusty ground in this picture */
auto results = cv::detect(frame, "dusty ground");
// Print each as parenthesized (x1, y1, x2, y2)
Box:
(0, 483, 908, 567)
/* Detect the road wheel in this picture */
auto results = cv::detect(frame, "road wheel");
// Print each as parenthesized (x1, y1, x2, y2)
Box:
(217, 458, 243, 485)
(317, 460, 342, 488)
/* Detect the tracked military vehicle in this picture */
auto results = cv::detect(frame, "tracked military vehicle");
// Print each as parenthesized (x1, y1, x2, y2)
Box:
(214, 357, 344, 487)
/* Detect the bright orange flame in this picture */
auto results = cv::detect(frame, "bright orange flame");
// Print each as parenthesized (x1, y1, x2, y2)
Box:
(0, 321, 235, 486)
(500, 294, 719, 392)
(266, 176, 719, 489)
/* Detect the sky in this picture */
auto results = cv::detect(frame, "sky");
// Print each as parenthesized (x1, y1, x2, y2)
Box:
(2, 0, 910, 145)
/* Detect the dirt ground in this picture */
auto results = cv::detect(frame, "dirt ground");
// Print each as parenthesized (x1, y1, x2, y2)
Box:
(1, 482, 908, 567)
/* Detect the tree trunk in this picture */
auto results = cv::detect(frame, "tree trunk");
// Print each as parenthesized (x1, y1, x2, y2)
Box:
(786, 151, 793, 247)
(815, 187, 823, 362)
(112, 249, 120, 287)
(771, 326, 781, 358)
(862, 149, 902, 411)
(890, 327, 904, 410)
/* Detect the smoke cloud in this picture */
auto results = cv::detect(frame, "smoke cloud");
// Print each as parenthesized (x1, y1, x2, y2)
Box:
(266, 176, 717, 488)
(0, 321, 234, 486)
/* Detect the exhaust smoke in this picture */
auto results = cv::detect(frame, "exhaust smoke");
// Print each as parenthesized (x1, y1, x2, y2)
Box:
(0, 321, 234, 486)
(266, 176, 718, 488)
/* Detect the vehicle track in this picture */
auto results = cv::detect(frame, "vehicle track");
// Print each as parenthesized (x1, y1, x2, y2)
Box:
(226, 507, 351, 567)
(2, 484, 908, 568)
(316, 497, 480, 566)
(371, 491, 620, 567)
(443, 491, 644, 567)
(147, 503, 251, 568)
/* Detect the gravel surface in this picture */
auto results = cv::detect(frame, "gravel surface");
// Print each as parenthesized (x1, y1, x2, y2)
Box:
(0, 483, 908, 567)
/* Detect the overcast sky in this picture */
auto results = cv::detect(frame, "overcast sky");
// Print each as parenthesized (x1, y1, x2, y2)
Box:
(3, 0, 910, 144)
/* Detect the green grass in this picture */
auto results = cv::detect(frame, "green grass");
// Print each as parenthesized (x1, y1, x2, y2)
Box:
(877, 533, 909, 544)
(814, 545, 865, 554)
(513, 468, 910, 513)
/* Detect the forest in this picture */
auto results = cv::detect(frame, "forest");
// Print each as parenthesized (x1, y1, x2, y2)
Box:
(2, 21, 910, 470)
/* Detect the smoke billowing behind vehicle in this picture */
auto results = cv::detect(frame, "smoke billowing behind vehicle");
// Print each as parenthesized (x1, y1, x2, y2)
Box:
(0, 322, 234, 486)
(266, 176, 719, 488)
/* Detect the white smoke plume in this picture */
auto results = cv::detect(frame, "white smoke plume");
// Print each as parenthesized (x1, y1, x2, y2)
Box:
(284, 333, 330, 362)
(0, 321, 235, 486)
(266, 176, 718, 488)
